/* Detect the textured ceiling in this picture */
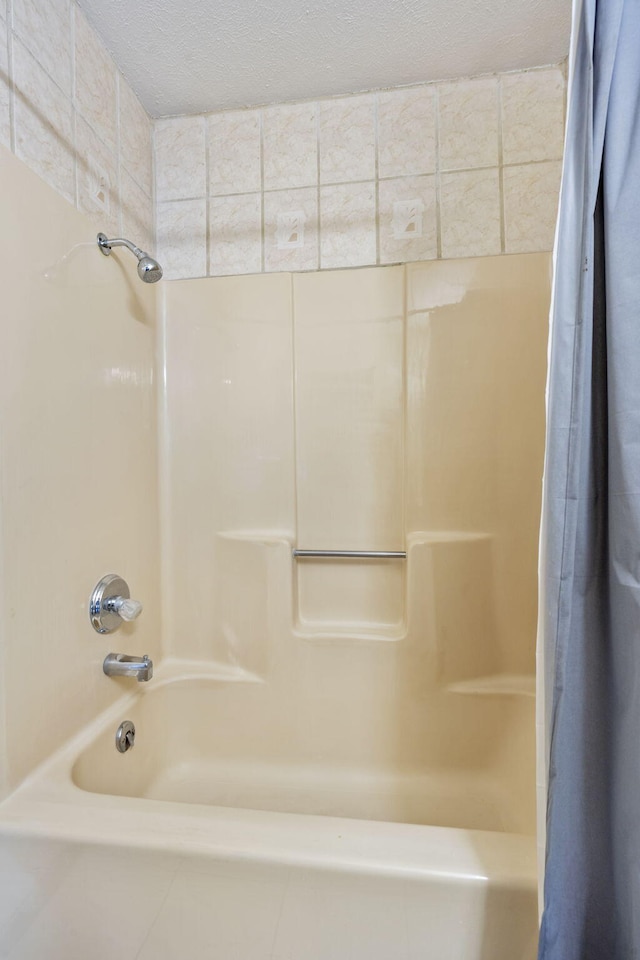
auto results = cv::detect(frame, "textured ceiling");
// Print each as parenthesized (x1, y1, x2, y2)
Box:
(77, 0, 572, 118)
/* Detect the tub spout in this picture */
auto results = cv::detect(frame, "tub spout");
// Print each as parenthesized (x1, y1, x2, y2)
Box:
(103, 653, 153, 682)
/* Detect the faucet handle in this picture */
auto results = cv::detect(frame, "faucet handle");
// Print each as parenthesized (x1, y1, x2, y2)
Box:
(111, 597, 143, 621)
(90, 575, 143, 634)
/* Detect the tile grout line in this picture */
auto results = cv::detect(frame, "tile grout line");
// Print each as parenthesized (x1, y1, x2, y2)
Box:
(401, 261, 408, 561)
(116, 72, 123, 235)
(70, 1, 79, 213)
(6, 0, 14, 154)
(374, 93, 380, 265)
(150, 112, 157, 247)
(259, 107, 266, 273)
(205, 116, 211, 276)
(290, 269, 300, 553)
(497, 74, 506, 254)
(164, 156, 563, 207)
(316, 99, 322, 269)
(434, 84, 442, 260)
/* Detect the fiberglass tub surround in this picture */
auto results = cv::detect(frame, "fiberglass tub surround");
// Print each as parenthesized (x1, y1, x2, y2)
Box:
(61, 251, 548, 840)
(0, 147, 549, 959)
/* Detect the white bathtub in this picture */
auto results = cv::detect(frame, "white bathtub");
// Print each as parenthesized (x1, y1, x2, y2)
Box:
(0, 660, 538, 959)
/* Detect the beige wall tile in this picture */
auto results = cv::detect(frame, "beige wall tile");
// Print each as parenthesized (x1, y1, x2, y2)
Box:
(379, 175, 437, 264)
(501, 67, 565, 164)
(147, 65, 564, 279)
(121, 168, 154, 254)
(208, 109, 261, 196)
(209, 193, 262, 276)
(75, 114, 119, 235)
(12, 0, 71, 96)
(12, 38, 74, 203)
(503, 160, 561, 253)
(74, 7, 117, 151)
(119, 75, 152, 197)
(320, 182, 376, 268)
(440, 168, 501, 258)
(264, 186, 318, 272)
(263, 101, 317, 190)
(0, 16, 9, 148)
(438, 76, 498, 171)
(155, 115, 206, 202)
(157, 198, 207, 280)
(0, 0, 155, 252)
(377, 86, 435, 178)
(319, 94, 375, 184)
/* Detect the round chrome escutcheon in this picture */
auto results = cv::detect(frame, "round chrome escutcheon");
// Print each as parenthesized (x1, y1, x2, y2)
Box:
(115, 720, 135, 753)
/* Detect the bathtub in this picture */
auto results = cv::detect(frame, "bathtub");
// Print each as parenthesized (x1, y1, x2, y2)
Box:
(0, 659, 538, 958)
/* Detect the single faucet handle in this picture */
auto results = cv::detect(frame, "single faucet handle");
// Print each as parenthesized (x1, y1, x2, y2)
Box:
(90, 575, 143, 634)
(112, 597, 143, 621)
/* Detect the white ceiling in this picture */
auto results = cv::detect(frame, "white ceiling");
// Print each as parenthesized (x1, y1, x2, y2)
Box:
(78, 0, 572, 118)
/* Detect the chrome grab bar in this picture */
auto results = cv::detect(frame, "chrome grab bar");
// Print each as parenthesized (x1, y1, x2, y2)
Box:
(292, 549, 406, 559)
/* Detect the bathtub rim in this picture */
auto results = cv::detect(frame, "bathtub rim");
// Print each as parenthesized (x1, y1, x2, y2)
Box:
(0, 658, 537, 887)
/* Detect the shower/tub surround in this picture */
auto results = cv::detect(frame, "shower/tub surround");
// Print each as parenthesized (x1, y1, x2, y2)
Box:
(0, 4, 562, 946)
(0, 134, 552, 960)
(0, 234, 549, 956)
(0, 0, 565, 944)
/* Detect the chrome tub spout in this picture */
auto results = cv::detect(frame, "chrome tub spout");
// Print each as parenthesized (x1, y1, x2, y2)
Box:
(103, 653, 153, 682)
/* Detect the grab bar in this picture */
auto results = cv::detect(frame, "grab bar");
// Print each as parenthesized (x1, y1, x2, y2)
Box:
(292, 549, 406, 559)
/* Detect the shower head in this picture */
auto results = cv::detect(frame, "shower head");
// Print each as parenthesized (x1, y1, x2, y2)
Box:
(97, 233, 163, 283)
(135, 255, 163, 284)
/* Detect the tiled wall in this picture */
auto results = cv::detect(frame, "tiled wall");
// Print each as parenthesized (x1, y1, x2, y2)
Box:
(0, 0, 154, 253)
(0, 2, 563, 283)
(155, 64, 565, 280)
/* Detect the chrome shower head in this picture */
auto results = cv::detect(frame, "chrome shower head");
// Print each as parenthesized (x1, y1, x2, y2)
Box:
(136, 255, 163, 283)
(97, 233, 163, 283)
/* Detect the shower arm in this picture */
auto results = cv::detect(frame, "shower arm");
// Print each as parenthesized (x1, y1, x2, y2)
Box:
(97, 234, 145, 258)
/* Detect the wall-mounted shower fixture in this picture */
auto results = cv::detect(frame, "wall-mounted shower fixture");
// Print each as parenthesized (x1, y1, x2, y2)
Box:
(90, 574, 143, 634)
(97, 232, 163, 283)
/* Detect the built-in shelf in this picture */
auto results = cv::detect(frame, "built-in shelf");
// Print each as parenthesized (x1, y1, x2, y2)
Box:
(293, 622, 406, 644)
(446, 674, 535, 697)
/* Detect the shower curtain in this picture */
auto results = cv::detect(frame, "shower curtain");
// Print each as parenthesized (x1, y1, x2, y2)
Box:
(538, 0, 640, 957)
